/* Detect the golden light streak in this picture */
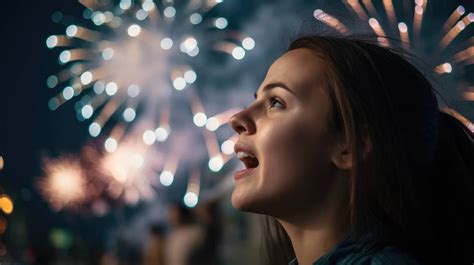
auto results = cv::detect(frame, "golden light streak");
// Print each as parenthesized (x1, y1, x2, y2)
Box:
(79, 0, 99, 11)
(93, 97, 125, 131)
(313, 9, 349, 34)
(368, 18, 389, 46)
(443, 6, 465, 32)
(438, 15, 472, 50)
(69, 26, 100, 42)
(398, 22, 410, 49)
(413, 5, 424, 42)
(0, 156, 4, 171)
(362, 0, 379, 18)
(453, 46, 474, 64)
(344, 0, 368, 20)
(382, 0, 397, 29)
(46, 35, 71, 48)
(61, 48, 91, 63)
(463, 91, 474, 101)
(434, 63, 452, 74)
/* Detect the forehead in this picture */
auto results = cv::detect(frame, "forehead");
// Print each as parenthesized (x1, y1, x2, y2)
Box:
(264, 48, 325, 97)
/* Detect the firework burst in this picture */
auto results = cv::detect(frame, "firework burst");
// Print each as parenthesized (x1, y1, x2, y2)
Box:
(43, 0, 251, 209)
(38, 156, 90, 211)
(314, 0, 473, 103)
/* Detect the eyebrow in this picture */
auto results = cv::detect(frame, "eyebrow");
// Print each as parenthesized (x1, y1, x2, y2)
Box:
(254, 82, 295, 99)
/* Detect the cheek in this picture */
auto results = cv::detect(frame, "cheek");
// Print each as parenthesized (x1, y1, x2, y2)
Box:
(256, 118, 333, 204)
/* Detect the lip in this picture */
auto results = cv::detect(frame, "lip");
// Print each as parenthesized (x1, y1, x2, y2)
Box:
(234, 167, 257, 181)
(234, 142, 257, 158)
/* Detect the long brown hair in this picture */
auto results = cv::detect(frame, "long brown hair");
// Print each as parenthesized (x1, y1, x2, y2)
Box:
(262, 35, 474, 265)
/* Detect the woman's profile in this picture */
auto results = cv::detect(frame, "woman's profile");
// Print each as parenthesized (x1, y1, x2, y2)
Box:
(229, 34, 474, 265)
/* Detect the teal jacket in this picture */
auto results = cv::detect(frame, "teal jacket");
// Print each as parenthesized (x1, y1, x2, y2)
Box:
(288, 236, 419, 265)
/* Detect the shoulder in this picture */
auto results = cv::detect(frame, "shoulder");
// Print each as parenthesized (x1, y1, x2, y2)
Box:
(346, 245, 419, 265)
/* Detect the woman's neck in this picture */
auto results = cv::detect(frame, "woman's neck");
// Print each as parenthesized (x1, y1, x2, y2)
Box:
(280, 219, 348, 265)
(278, 173, 350, 265)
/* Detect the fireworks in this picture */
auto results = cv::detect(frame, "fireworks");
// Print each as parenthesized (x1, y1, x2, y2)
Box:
(42, 0, 251, 210)
(315, 1, 473, 101)
(38, 156, 90, 211)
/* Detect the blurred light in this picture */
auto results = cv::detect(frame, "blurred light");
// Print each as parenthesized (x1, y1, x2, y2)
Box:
(183, 192, 198, 207)
(105, 82, 118, 96)
(456, 6, 465, 15)
(181, 37, 197, 53)
(128, 24, 141, 37)
(105, 138, 118, 153)
(66, 25, 78, 37)
(214, 17, 228, 29)
(136, 9, 148, 20)
(92, 12, 106, 25)
(232, 47, 245, 60)
(173, 77, 186, 90)
(164, 7, 176, 18)
(48, 98, 60, 110)
(94, 81, 105, 94)
(155, 126, 169, 142)
(123, 108, 136, 122)
(193, 112, 207, 127)
(51, 11, 63, 23)
(47, 75, 58, 88)
(62, 86, 74, 100)
(120, 0, 132, 10)
(89, 122, 101, 137)
(46, 35, 58, 48)
(189, 13, 202, 24)
(160, 38, 173, 50)
(81, 104, 93, 119)
(0, 196, 14, 215)
(415, 0, 423, 6)
(187, 47, 199, 57)
(208, 155, 223, 172)
(143, 130, 156, 145)
(104, 11, 114, 23)
(443, 63, 452, 73)
(242, 37, 255, 50)
(398, 22, 408, 32)
(415, 5, 423, 15)
(83, 8, 93, 19)
(102, 48, 114, 60)
(159, 170, 174, 186)
(142, 1, 155, 11)
(0, 156, 4, 171)
(221, 140, 235, 155)
(205, 117, 220, 131)
(127, 84, 140, 97)
(80, 71, 93, 85)
(59, 50, 71, 64)
(184, 70, 197, 83)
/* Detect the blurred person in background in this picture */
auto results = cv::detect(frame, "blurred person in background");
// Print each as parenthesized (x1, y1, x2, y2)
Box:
(143, 223, 165, 265)
(229, 34, 474, 265)
(165, 203, 204, 265)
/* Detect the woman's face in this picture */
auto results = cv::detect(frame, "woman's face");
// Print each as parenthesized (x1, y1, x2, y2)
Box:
(229, 48, 342, 219)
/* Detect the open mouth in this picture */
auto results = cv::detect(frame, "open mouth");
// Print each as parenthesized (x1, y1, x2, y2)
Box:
(236, 152, 259, 169)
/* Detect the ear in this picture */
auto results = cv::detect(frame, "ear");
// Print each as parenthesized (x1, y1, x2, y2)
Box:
(331, 135, 353, 170)
(331, 134, 372, 170)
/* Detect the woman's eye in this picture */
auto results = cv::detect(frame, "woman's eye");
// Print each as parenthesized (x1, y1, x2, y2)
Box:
(269, 97, 284, 109)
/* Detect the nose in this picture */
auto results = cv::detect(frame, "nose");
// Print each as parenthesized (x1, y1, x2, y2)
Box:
(229, 107, 256, 135)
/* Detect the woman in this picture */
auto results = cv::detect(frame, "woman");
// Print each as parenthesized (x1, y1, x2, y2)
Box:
(229, 35, 474, 265)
